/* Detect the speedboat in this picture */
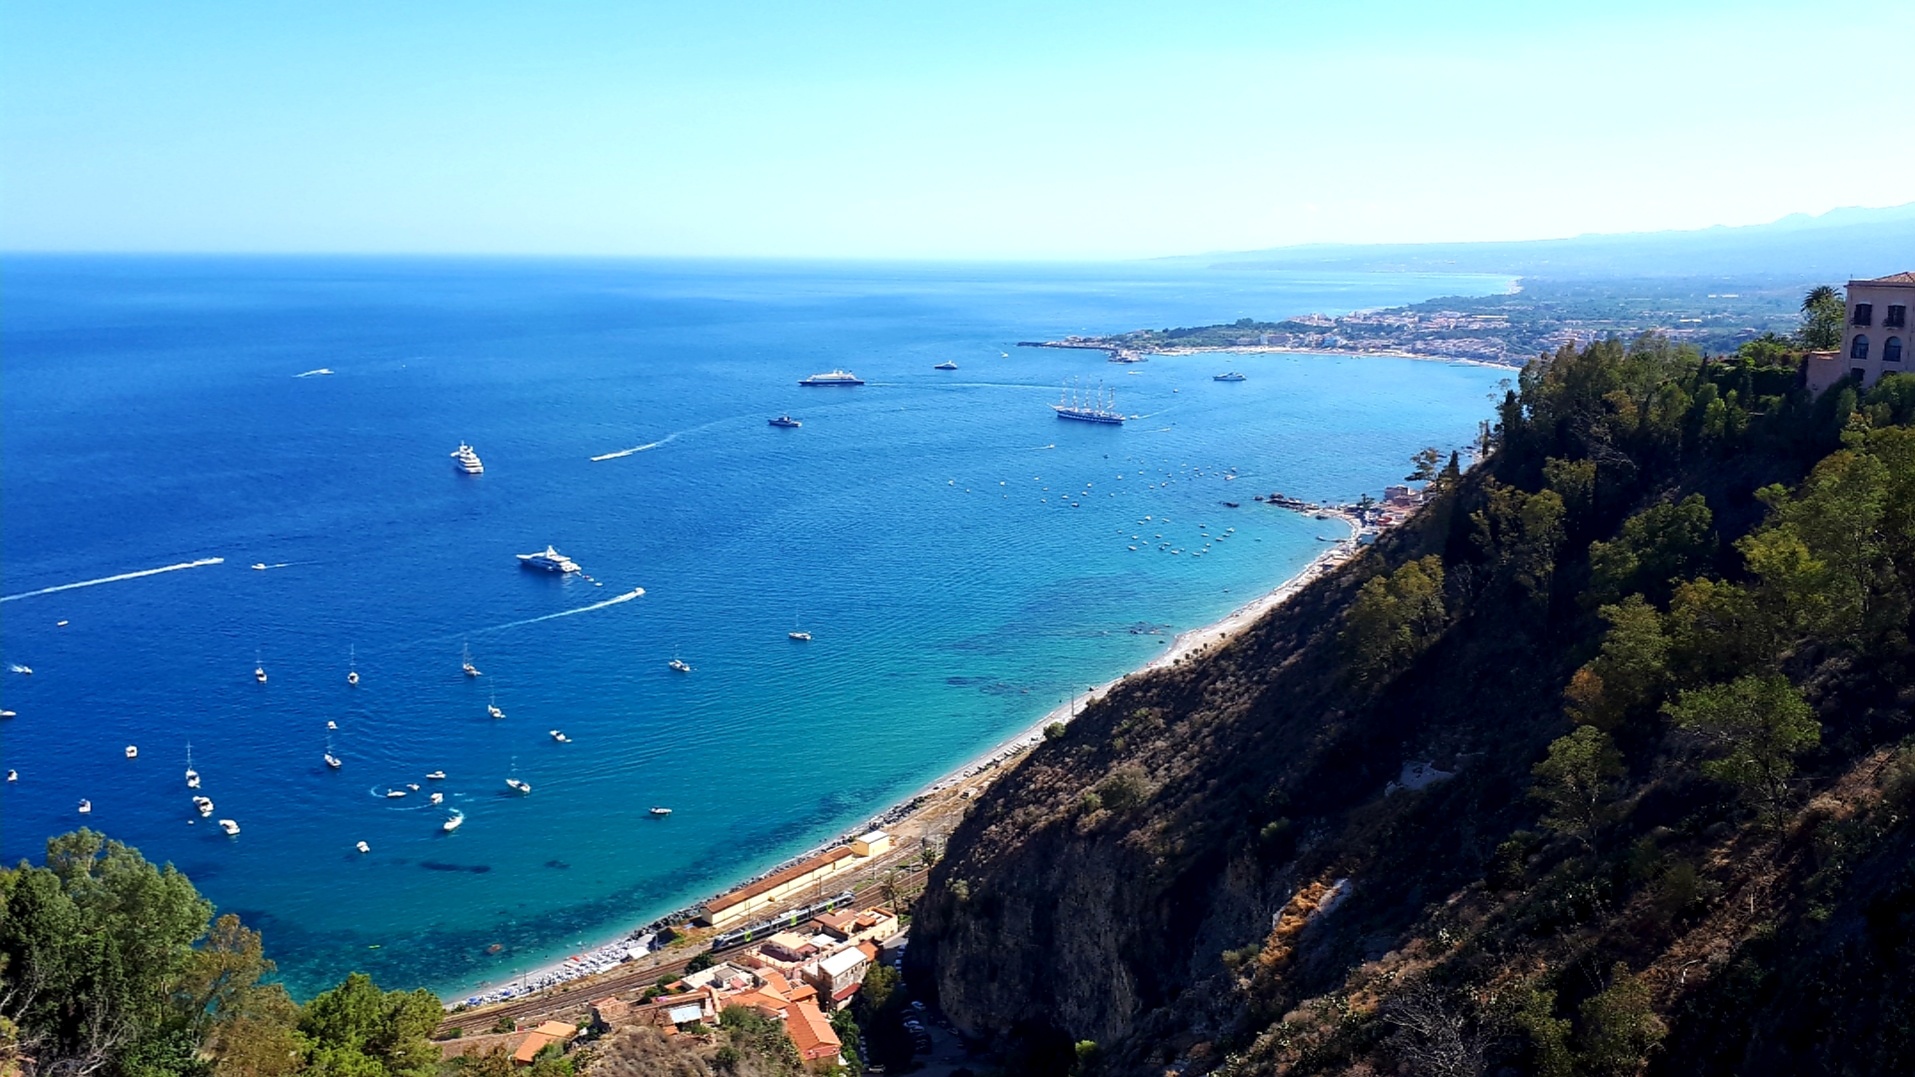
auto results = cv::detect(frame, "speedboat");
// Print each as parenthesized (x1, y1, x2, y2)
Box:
(442, 812, 464, 833)
(194, 796, 214, 817)
(549, 729, 570, 743)
(254, 666, 267, 684)
(385, 789, 407, 799)
(0, 710, 14, 718)
(426, 770, 446, 780)
(505, 778, 532, 795)
(934, 361, 958, 370)
(78, 799, 92, 814)
(407, 783, 420, 791)
(327, 720, 337, 730)
(347, 669, 359, 685)
(218, 819, 240, 836)
(356, 841, 371, 853)
(668, 658, 691, 673)
(251, 563, 267, 571)
(768, 415, 802, 428)
(788, 631, 812, 641)
(462, 643, 482, 677)
(125, 745, 138, 759)
(5, 770, 15, 783)
(325, 753, 342, 770)
(488, 696, 505, 719)
(185, 744, 200, 788)
(430, 791, 444, 805)
(798, 369, 865, 386)
(649, 806, 673, 816)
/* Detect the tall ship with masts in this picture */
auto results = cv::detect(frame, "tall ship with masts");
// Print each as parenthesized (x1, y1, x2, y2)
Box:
(1051, 379, 1127, 425)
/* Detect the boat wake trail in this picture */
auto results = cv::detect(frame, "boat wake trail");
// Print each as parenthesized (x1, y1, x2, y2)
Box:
(293, 368, 335, 378)
(591, 436, 675, 461)
(1, 557, 226, 603)
(478, 588, 647, 633)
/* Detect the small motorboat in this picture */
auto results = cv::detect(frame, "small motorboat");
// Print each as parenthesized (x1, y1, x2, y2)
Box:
(385, 789, 407, 799)
(442, 813, 464, 833)
(488, 699, 505, 719)
(193, 796, 214, 817)
(549, 730, 571, 743)
(649, 806, 673, 817)
(462, 643, 482, 677)
(5, 770, 15, 782)
(0, 710, 14, 718)
(426, 770, 446, 780)
(1213, 372, 1246, 382)
(347, 670, 359, 685)
(788, 631, 812, 641)
(185, 744, 200, 788)
(254, 666, 267, 684)
(218, 819, 240, 836)
(78, 799, 92, 814)
(125, 745, 138, 759)
(407, 783, 420, 791)
(347, 645, 359, 685)
(325, 753, 342, 770)
(13, 667, 30, 676)
(430, 791, 444, 805)
(768, 415, 802, 428)
(934, 360, 958, 370)
(251, 563, 267, 571)
(668, 658, 691, 673)
(56, 620, 67, 627)
(505, 778, 532, 795)
(327, 720, 338, 730)
(356, 841, 371, 853)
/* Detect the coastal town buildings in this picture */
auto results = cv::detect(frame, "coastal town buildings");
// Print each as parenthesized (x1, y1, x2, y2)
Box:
(1806, 271, 1914, 394)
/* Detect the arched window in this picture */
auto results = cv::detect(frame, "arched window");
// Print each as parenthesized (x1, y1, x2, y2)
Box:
(1887, 336, 1904, 364)
(1851, 334, 1870, 360)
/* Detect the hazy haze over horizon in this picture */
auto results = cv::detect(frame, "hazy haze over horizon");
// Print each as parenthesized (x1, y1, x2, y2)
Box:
(4, 0, 1911, 260)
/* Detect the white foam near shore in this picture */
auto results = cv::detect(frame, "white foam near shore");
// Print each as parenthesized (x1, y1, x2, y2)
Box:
(1, 557, 226, 603)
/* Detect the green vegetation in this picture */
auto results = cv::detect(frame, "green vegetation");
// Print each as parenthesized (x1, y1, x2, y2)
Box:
(911, 334, 1915, 1076)
(0, 831, 441, 1077)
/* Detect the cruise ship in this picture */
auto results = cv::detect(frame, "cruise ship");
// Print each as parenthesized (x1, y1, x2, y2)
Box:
(798, 369, 865, 386)
(1051, 381, 1127, 425)
(517, 546, 580, 573)
(451, 442, 484, 474)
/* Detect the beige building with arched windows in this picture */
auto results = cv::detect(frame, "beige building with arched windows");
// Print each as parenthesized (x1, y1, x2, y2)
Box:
(1806, 271, 1915, 393)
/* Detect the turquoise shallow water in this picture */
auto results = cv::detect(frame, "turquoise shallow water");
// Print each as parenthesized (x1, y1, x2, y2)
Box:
(0, 257, 1511, 997)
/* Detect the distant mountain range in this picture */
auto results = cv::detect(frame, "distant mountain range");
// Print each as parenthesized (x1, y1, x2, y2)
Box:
(1183, 202, 1915, 280)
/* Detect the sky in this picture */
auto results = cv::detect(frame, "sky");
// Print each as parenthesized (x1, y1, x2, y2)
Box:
(3, 1, 1912, 259)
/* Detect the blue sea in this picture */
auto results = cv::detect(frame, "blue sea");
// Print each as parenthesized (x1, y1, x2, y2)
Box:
(0, 256, 1511, 998)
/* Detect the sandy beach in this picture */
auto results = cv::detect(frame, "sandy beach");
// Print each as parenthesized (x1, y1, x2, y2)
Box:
(448, 515, 1364, 1009)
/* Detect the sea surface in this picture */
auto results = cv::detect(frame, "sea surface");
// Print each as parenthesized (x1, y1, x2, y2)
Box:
(0, 256, 1512, 997)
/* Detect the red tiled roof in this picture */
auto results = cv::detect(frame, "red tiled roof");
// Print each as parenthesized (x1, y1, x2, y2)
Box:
(1858, 271, 1915, 285)
(786, 1000, 842, 1061)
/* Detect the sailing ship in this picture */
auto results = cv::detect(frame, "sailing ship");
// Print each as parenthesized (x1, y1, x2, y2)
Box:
(1051, 380, 1126, 424)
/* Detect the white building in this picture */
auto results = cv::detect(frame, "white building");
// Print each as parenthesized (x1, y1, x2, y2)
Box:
(1806, 271, 1914, 393)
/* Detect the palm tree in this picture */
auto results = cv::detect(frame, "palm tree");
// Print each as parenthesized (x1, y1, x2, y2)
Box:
(1799, 285, 1846, 350)
(1801, 284, 1838, 314)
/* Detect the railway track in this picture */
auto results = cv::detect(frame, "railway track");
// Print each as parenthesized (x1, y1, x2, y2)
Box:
(435, 867, 928, 1038)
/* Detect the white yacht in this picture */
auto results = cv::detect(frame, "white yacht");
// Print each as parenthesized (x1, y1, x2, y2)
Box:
(549, 729, 571, 743)
(125, 745, 138, 759)
(78, 799, 92, 814)
(327, 720, 338, 730)
(789, 630, 812, 642)
(668, 658, 691, 673)
(442, 812, 465, 833)
(451, 442, 484, 474)
(505, 777, 532, 795)
(426, 770, 446, 780)
(385, 789, 407, 798)
(516, 545, 580, 573)
(218, 819, 240, 836)
(798, 369, 865, 386)
(254, 665, 267, 684)
(356, 841, 371, 853)
(5, 770, 16, 783)
(649, 806, 673, 817)
(325, 752, 342, 770)
(488, 694, 505, 720)
(193, 796, 215, 817)
(429, 791, 444, 805)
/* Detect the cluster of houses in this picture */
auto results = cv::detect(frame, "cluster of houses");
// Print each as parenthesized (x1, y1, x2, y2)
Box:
(589, 902, 904, 1070)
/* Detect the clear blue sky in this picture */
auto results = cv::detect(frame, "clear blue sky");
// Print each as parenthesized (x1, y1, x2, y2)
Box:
(3, 1, 1910, 258)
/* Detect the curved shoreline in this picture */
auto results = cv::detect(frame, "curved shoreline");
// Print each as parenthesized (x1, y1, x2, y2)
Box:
(441, 514, 1362, 1007)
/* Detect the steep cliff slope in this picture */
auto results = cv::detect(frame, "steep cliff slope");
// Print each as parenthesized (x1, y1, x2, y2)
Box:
(907, 339, 1915, 1077)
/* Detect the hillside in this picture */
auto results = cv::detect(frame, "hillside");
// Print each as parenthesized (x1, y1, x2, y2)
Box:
(907, 339, 1915, 1076)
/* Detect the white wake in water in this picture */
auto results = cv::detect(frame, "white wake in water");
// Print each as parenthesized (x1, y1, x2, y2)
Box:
(1, 557, 226, 603)
(479, 588, 646, 632)
(293, 368, 335, 378)
(591, 435, 675, 461)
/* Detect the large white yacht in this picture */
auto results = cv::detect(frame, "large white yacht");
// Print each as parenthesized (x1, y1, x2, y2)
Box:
(451, 442, 484, 474)
(517, 546, 580, 573)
